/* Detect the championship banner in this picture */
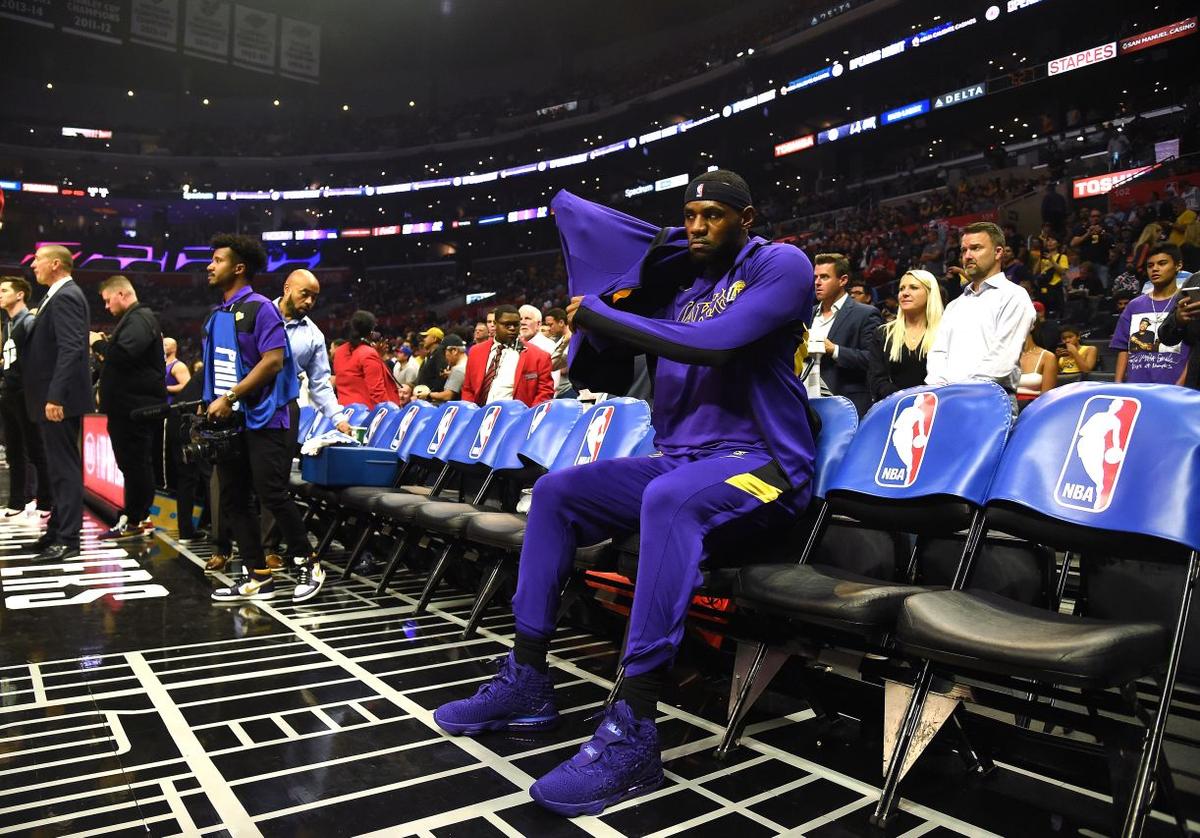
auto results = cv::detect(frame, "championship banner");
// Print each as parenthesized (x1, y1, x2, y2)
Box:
(130, 0, 180, 51)
(232, 3, 276, 73)
(279, 16, 319, 82)
(183, 0, 231, 63)
(62, 0, 123, 45)
(0, 0, 54, 28)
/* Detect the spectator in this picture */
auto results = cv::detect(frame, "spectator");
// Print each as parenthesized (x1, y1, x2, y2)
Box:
(847, 278, 875, 307)
(1132, 221, 1164, 277)
(471, 321, 489, 352)
(1158, 269, 1200, 390)
(926, 222, 1036, 397)
(1001, 244, 1032, 287)
(868, 269, 943, 401)
(421, 334, 468, 403)
(803, 252, 882, 416)
(392, 345, 419, 388)
(163, 337, 190, 403)
(461, 304, 553, 406)
(1069, 209, 1115, 287)
(0, 276, 52, 519)
(1112, 244, 1190, 384)
(520, 303, 559, 388)
(332, 310, 401, 409)
(1167, 197, 1196, 248)
(396, 382, 414, 407)
(415, 326, 448, 391)
(543, 306, 574, 397)
(1033, 234, 1068, 316)
(1016, 324, 1058, 408)
(1056, 326, 1098, 375)
(1041, 182, 1067, 236)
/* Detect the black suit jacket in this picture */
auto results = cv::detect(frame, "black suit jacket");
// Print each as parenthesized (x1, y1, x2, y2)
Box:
(816, 297, 884, 416)
(23, 278, 93, 422)
(95, 302, 167, 417)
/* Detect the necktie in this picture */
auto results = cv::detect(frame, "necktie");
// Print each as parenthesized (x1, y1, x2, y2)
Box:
(477, 345, 505, 405)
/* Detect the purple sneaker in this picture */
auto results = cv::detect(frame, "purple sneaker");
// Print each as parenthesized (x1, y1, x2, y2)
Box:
(529, 700, 663, 817)
(433, 652, 558, 735)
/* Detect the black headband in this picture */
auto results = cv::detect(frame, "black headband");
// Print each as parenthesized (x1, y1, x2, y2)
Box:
(683, 177, 752, 212)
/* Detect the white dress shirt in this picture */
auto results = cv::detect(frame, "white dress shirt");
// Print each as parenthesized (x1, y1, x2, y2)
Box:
(804, 294, 845, 398)
(525, 332, 559, 388)
(925, 271, 1036, 391)
(485, 342, 522, 403)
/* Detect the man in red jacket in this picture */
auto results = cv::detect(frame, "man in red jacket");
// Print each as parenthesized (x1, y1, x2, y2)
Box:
(462, 304, 554, 406)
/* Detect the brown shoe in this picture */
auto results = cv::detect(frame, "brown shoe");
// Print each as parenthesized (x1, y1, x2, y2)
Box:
(265, 553, 285, 571)
(205, 554, 230, 574)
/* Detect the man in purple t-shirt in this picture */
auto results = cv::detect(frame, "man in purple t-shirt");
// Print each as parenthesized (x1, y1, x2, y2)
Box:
(202, 233, 324, 605)
(1112, 244, 1190, 385)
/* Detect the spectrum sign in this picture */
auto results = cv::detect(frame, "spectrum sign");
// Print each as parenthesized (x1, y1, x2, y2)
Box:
(882, 99, 930, 125)
(1048, 42, 1116, 76)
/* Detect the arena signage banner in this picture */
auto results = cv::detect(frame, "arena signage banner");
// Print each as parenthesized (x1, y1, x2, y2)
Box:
(774, 134, 815, 157)
(232, 4, 277, 73)
(83, 415, 125, 510)
(882, 99, 930, 125)
(130, 0, 180, 51)
(932, 82, 987, 109)
(280, 16, 320, 81)
(62, 0, 124, 45)
(183, 0, 232, 63)
(1119, 17, 1197, 54)
(1071, 167, 1153, 198)
(0, 0, 53, 28)
(1047, 41, 1116, 76)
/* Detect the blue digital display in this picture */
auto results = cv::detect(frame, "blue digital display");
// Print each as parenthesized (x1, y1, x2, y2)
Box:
(881, 99, 931, 124)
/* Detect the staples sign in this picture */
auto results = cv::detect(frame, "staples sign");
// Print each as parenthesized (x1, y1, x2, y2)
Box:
(1048, 42, 1116, 76)
(1071, 167, 1153, 198)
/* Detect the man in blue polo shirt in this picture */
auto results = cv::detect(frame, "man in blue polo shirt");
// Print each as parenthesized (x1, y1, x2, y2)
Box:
(202, 234, 324, 604)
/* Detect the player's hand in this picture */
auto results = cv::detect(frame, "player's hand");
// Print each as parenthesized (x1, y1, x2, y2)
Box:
(566, 296, 585, 329)
(207, 396, 233, 421)
(45, 403, 64, 422)
(335, 421, 352, 435)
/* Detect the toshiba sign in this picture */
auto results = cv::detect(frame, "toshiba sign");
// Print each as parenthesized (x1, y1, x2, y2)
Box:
(1071, 166, 1153, 198)
(1047, 42, 1116, 76)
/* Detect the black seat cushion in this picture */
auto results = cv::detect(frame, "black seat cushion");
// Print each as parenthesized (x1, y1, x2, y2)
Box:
(735, 563, 932, 633)
(305, 486, 340, 505)
(830, 492, 975, 536)
(465, 512, 527, 550)
(414, 500, 499, 536)
(339, 486, 397, 511)
(371, 492, 440, 522)
(896, 590, 1168, 687)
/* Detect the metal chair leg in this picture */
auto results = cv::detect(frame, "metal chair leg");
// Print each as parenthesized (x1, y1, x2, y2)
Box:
(313, 511, 342, 560)
(375, 530, 412, 595)
(871, 662, 935, 828)
(715, 642, 769, 760)
(415, 540, 457, 615)
(340, 519, 375, 581)
(461, 556, 510, 640)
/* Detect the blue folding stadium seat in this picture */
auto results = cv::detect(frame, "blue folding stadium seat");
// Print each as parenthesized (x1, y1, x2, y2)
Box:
(300, 402, 403, 486)
(296, 405, 318, 442)
(874, 383, 1200, 836)
(719, 383, 1015, 756)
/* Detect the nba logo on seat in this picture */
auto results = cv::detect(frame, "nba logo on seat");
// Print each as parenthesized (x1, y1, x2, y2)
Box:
(428, 406, 458, 454)
(469, 405, 502, 458)
(527, 402, 551, 437)
(367, 408, 388, 442)
(390, 404, 419, 451)
(875, 391, 938, 488)
(575, 406, 615, 465)
(1054, 396, 1141, 513)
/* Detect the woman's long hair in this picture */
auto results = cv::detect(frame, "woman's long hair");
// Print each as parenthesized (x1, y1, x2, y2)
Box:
(882, 269, 944, 363)
(347, 310, 377, 349)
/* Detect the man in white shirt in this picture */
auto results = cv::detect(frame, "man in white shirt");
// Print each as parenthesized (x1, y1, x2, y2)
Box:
(925, 222, 1036, 393)
(520, 304, 559, 389)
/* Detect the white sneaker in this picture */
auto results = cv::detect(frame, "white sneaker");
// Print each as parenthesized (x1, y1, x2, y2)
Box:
(212, 573, 276, 602)
(292, 561, 326, 603)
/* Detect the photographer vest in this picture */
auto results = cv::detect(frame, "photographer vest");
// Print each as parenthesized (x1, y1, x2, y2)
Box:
(203, 298, 299, 430)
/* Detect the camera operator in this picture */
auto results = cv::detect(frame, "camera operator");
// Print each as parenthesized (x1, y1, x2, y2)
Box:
(203, 234, 324, 604)
(90, 276, 167, 540)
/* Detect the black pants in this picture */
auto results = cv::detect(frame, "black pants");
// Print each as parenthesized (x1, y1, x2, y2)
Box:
(107, 411, 156, 524)
(0, 392, 51, 511)
(40, 417, 82, 549)
(216, 405, 309, 572)
(260, 402, 303, 552)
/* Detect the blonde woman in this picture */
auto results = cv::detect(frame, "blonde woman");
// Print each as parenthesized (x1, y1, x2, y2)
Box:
(868, 269, 944, 401)
(1132, 221, 1163, 276)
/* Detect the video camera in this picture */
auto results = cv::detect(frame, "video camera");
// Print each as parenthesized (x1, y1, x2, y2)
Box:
(128, 399, 245, 465)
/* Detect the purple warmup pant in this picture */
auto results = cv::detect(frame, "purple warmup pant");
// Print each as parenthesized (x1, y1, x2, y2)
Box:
(511, 449, 809, 678)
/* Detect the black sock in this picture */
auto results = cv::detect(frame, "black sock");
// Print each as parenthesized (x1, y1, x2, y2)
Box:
(513, 633, 549, 672)
(618, 668, 667, 721)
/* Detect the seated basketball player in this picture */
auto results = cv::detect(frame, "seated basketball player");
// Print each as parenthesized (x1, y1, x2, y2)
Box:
(433, 170, 817, 816)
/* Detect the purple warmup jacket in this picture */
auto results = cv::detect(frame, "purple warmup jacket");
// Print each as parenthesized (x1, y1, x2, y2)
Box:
(554, 191, 817, 490)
